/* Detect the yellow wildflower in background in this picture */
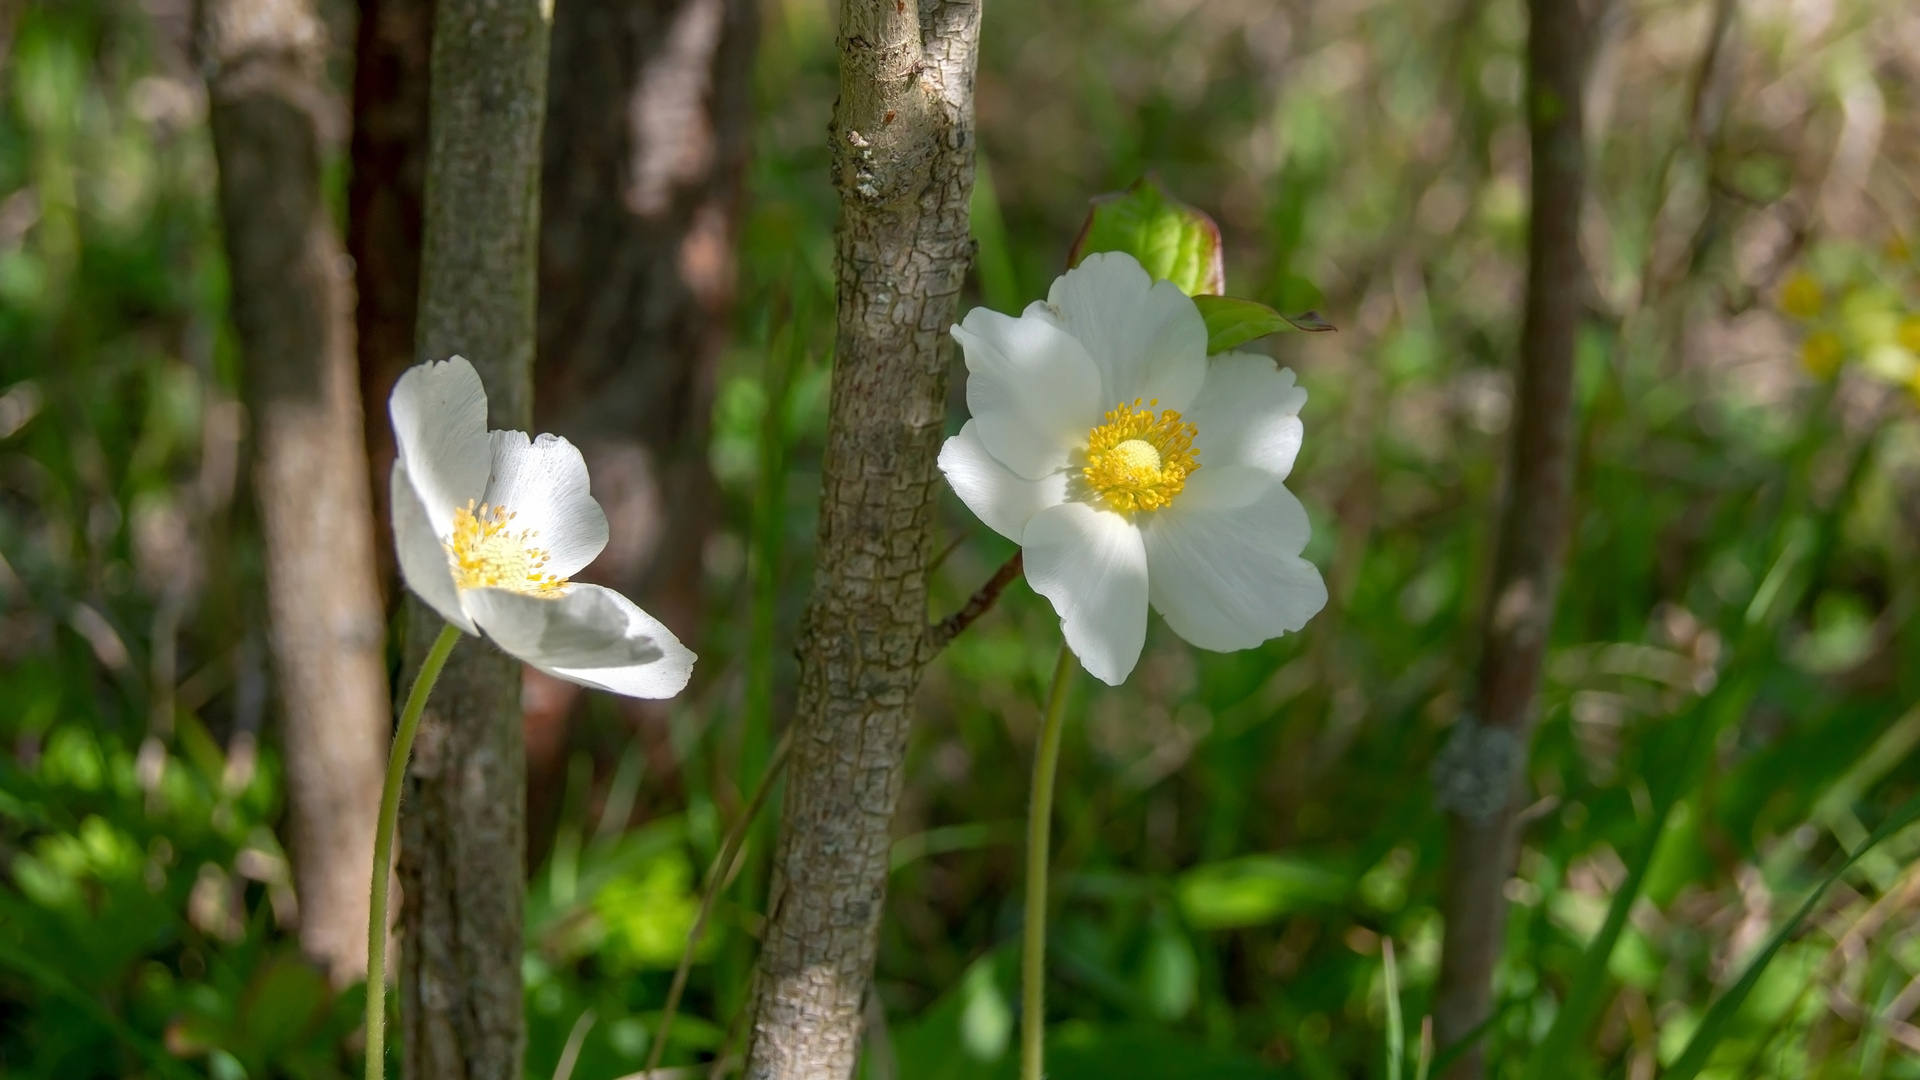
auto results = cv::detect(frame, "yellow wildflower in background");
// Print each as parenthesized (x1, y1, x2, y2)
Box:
(1779, 272, 1824, 321)
(1800, 331, 1844, 379)
(1898, 315, 1920, 355)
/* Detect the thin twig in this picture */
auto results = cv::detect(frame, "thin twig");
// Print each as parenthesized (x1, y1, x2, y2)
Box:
(928, 552, 1023, 654)
(645, 728, 795, 1075)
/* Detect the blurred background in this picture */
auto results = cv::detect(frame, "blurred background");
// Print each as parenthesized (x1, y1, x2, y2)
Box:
(3, 0, 1920, 1076)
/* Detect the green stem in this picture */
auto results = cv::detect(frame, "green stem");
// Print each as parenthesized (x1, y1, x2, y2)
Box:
(365, 622, 463, 1080)
(1021, 643, 1077, 1080)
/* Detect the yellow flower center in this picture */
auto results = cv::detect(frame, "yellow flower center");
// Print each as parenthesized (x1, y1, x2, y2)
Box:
(1082, 398, 1199, 514)
(445, 500, 567, 595)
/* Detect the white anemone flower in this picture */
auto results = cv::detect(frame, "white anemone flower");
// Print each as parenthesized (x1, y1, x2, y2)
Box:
(938, 252, 1328, 686)
(389, 356, 695, 698)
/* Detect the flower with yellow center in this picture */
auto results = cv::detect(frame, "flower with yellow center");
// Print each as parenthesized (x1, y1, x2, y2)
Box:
(938, 252, 1327, 686)
(446, 501, 566, 593)
(389, 356, 694, 699)
(1081, 398, 1200, 513)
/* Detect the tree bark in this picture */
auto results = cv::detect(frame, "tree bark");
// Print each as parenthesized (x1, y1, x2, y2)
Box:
(1430, 0, 1587, 1076)
(523, 0, 758, 856)
(744, 2, 981, 1077)
(347, 0, 434, 607)
(395, 0, 550, 1077)
(201, 0, 392, 988)
(538, 0, 754, 621)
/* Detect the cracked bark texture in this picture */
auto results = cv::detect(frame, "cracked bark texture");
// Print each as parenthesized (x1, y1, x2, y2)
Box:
(745, 2, 980, 1077)
(395, 0, 549, 1077)
(524, 0, 758, 854)
(1431, 0, 1587, 1075)
(201, 0, 391, 987)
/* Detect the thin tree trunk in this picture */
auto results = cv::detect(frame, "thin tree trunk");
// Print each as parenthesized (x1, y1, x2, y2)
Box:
(1430, 0, 1587, 1076)
(348, 0, 433, 607)
(745, 2, 981, 1077)
(395, 0, 550, 1076)
(201, 0, 391, 988)
(524, 0, 758, 860)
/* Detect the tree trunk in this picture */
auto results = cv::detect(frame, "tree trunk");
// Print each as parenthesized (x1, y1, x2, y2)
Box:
(744, 2, 981, 1077)
(347, 0, 434, 608)
(395, 0, 550, 1076)
(1430, 0, 1587, 1076)
(523, 0, 758, 859)
(201, 0, 392, 988)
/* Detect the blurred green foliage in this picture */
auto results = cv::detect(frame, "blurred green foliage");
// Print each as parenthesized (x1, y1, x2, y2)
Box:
(4, 0, 1920, 1077)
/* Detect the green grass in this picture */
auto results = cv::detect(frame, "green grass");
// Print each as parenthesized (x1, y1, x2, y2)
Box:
(2, 0, 1919, 1076)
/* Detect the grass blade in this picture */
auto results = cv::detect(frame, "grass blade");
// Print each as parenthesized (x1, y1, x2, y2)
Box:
(1662, 792, 1920, 1080)
(1517, 691, 1722, 1080)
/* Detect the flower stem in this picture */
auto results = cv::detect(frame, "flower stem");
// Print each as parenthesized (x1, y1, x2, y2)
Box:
(1021, 642, 1077, 1080)
(365, 621, 462, 1080)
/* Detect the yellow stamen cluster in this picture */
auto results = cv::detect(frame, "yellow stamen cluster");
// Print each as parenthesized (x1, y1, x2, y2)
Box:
(1081, 398, 1199, 514)
(445, 500, 567, 595)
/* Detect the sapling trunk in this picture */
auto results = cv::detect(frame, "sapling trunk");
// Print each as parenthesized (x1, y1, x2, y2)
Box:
(395, 1, 550, 1077)
(743, 1, 982, 1076)
(1430, 0, 1588, 1075)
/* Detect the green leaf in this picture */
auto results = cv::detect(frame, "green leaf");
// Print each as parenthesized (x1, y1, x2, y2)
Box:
(1068, 177, 1224, 297)
(889, 946, 1019, 1080)
(1174, 855, 1346, 929)
(957, 958, 1013, 1062)
(1192, 295, 1336, 353)
(1662, 792, 1920, 1080)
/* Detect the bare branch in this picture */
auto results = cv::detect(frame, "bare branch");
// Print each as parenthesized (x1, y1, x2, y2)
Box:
(926, 552, 1022, 655)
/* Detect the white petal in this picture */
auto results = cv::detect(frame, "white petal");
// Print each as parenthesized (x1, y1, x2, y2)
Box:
(1022, 501, 1149, 686)
(389, 356, 492, 539)
(1047, 252, 1207, 413)
(464, 584, 695, 699)
(481, 431, 609, 579)
(955, 306, 1102, 480)
(1143, 468, 1327, 652)
(1185, 353, 1307, 481)
(937, 422, 1070, 544)
(392, 460, 477, 635)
